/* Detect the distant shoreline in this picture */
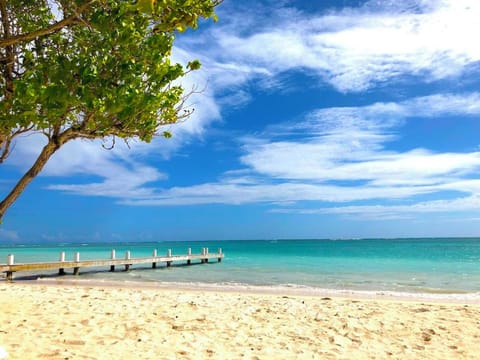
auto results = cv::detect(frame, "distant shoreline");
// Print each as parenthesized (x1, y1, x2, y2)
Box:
(2, 236, 480, 247)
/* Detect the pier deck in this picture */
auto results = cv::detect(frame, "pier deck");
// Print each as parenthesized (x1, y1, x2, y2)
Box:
(1, 247, 223, 281)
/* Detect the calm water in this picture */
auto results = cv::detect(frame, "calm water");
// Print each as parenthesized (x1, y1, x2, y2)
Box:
(1, 238, 480, 295)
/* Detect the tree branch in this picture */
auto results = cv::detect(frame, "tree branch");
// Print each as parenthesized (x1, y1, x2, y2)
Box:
(0, 137, 11, 163)
(0, 125, 34, 163)
(0, 1, 95, 48)
(0, 0, 14, 99)
(0, 125, 85, 220)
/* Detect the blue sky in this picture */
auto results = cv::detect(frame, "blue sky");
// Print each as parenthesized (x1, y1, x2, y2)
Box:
(2, 0, 480, 243)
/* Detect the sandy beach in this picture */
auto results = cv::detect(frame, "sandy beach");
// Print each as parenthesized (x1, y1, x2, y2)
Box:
(0, 282, 479, 359)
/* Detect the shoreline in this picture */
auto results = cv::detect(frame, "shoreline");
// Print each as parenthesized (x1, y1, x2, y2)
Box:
(14, 277, 480, 304)
(1, 281, 480, 359)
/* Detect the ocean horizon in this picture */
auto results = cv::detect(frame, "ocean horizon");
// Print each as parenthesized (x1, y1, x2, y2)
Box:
(1, 238, 480, 299)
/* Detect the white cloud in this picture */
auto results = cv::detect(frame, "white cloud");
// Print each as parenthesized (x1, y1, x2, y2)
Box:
(4, 134, 166, 199)
(276, 195, 480, 220)
(115, 91, 480, 211)
(8, 89, 480, 218)
(241, 93, 480, 183)
(119, 180, 454, 206)
(20, 90, 480, 213)
(201, 0, 480, 92)
(0, 229, 20, 241)
(242, 145, 480, 183)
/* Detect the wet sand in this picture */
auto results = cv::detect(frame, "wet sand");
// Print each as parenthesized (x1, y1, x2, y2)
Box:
(0, 282, 479, 359)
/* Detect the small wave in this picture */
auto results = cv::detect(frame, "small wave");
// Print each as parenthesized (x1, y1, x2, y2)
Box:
(31, 277, 480, 303)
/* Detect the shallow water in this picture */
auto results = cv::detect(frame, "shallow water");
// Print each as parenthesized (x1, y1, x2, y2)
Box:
(1, 238, 480, 295)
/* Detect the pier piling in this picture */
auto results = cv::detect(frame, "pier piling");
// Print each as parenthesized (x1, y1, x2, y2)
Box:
(166, 249, 172, 267)
(6, 255, 14, 282)
(152, 249, 157, 269)
(59, 252, 66, 275)
(73, 252, 80, 275)
(110, 249, 116, 272)
(125, 251, 131, 271)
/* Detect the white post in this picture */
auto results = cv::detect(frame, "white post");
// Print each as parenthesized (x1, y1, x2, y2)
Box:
(166, 249, 172, 267)
(187, 248, 192, 255)
(59, 252, 66, 275)
(125, 251, 131, 271)
(152, 249, 157, 268)
(73, 252, 80, 275)
(110, 249, 116, 272)
(6, 254, 14, 282)
(218, 248, 222, 255)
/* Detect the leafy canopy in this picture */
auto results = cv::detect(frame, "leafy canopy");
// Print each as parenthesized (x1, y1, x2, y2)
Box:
(0, 0, 221, 221)
(1, 0, 219, 147)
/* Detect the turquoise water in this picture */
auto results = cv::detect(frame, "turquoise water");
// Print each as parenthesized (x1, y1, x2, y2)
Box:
(1, 238, 480, 295)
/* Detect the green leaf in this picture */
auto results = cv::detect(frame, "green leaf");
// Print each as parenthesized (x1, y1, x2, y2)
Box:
(187, 60, 201, 70)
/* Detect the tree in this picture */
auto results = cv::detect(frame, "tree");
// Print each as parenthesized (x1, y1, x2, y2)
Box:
(0, 0, 221, 221)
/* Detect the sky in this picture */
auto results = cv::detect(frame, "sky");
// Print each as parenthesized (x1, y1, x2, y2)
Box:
(2, 0, 480, 243)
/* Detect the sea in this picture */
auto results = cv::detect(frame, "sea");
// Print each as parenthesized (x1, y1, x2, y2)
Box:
(1, 238, 480, 300)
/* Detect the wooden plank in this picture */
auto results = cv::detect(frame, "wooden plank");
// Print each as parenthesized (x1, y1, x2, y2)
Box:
(0, 253, 224, 273)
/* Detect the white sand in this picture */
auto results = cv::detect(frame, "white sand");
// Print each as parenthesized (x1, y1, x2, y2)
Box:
(0, 282, 479, 359)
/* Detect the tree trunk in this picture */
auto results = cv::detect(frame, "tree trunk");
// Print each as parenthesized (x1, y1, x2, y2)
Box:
(0, 138, 60, 221)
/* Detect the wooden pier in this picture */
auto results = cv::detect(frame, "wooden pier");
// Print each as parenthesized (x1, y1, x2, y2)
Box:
(0, 247, 223, 282)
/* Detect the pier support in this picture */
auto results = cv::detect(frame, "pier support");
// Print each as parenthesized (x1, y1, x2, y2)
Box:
(59, 252, 66, 275)
(6, 254, 14, 282)
(218, 248, 222, 262)
(152, 249, 157, 269)
(166, 249, 172, 267)
(187, 248, 191, 265)
(125, 251, 131, 271)
(110, 249, 116, 272)
(73, 252, 80, 275)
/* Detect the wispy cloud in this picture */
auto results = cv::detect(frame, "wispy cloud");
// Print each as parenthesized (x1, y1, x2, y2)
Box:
(240, 93, 480, 183)
(0, 229, 20, 242)
(113, 92, 480, 215)
(10, 89, 480, 221)
(197, 0, 480, 92)
(273, 195, 480, 220)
